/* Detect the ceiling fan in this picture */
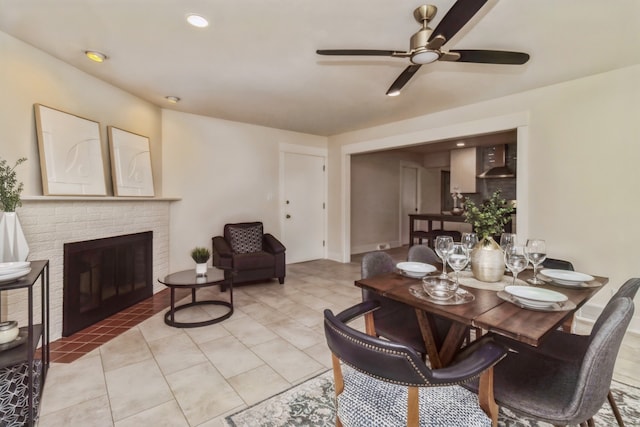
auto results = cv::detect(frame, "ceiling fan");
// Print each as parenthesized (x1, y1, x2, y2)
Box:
(316, 0, 530, 96)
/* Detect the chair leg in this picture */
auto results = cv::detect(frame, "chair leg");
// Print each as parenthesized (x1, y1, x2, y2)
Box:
(407, 386, 419, 427)
(331, 354, 344, 427)
(608, 390, 625, 427)
(278, 277, 285, 284)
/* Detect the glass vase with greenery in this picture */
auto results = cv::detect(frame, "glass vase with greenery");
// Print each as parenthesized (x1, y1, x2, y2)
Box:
(463, 190, 514, 245)
(0, 157, 27, 212)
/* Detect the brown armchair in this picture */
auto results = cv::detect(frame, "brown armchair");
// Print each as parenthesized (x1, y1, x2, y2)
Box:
(212, 222, 286, 290)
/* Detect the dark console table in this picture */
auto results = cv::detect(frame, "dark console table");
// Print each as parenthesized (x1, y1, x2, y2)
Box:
(409, 213, 513, 247)
(158, 267, 233, 328)
(0, 260, 49, 426)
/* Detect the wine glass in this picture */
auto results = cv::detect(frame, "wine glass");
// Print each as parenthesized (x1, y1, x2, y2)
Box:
(447, 243, 470, 290)
(461, 232, 478, 251)
(434, 235, 454, 279)
(525, 239, 547, 285)
(500, 233, 517, 251)
(461, 232, 477, 270)
(504, 245, 528, 285)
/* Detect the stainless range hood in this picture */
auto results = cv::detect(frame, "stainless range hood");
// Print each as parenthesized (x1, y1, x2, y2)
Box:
(478, 145, 515, 178)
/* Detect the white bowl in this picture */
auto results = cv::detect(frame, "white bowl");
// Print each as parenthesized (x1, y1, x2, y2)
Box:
(0, 320, 19, 344)
(422, 277, 457, 300)
(397, 262, 436, 278)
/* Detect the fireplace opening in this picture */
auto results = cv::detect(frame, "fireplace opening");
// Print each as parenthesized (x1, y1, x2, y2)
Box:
(63, 231, 153, 337)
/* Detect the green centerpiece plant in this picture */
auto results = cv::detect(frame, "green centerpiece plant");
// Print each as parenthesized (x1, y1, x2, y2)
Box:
(463, 190, 514, 244)
(463, 190, 514, 282)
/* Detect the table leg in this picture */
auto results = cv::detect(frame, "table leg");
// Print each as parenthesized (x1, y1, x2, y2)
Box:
(415, 310, 471, 367)
(409, 216, 415, 247)
(415, 310, 444, 368)
(478, 367, 499, 427)
(170, 288, 175, 324)
(438, 322, 468, 366)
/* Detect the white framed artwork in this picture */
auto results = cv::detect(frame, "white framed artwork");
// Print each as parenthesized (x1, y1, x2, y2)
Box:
(108, 126, 155, 197)
(34, 104, 107, 196)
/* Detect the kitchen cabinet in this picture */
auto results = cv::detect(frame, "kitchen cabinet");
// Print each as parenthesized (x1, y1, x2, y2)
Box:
(450, 147, 476, 193)
(0, 260, 49, 426)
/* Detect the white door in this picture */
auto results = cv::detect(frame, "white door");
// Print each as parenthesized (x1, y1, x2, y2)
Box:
(282, 152, 325, 263)
(400, 166, 419, 245)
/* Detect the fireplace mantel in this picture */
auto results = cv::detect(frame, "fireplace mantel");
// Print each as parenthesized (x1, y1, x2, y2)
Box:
(22, 196, 181, 202)
(6, 198, 172, 341)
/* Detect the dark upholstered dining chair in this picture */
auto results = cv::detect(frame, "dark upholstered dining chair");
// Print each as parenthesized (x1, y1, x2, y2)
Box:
(323, 300, 507, 427)
(492, 278, 640, 427)
(360, 251, 427, 355)
(463, 297, 635, 427)
(407, 244, 440, 265)
(212, 222, 285, 290)
(542, 257, 575, 271)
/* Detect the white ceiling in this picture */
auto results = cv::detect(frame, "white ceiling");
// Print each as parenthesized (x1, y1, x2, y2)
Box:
(1, 0, 639, 136)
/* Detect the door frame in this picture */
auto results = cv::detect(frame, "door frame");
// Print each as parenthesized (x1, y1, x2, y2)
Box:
(399, 162, 422, 246)
(279, 143, 328, 261)
(339, 112, 530, 263)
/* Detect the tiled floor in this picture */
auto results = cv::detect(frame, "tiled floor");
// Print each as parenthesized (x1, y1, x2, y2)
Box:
(35, 249, 640, 426)
(48, 288, 190, 363)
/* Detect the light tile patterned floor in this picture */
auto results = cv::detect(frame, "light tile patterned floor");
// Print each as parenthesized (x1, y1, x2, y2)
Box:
(37, 258, 365, 426)
(36, 249, 640, 426)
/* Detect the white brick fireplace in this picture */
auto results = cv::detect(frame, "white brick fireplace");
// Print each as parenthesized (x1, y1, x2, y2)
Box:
(4, 198, 174, 341)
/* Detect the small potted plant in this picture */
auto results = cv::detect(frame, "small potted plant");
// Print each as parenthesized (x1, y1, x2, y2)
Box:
(463, 190, 514, 282)
(0, 157, 27, 213)
(191, 247, 210, 276)
(0, 157, 29, 262)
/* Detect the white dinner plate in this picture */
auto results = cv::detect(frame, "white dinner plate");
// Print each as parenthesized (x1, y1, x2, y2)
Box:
(0, 268, 31, 284)
(540, 269, 594, 286)
(505, 286, 568, 307)
(497, 291, 576, 312)
(396, 262, 436, 278)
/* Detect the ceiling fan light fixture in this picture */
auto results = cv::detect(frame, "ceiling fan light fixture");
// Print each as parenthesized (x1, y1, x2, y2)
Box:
(186, 14, 209, 28)
(85, 50, 107, 63)
(411, 49, 439, 65)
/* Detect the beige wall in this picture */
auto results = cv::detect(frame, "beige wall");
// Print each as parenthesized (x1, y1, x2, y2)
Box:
(161, 109, 327, 272)
(328, 65, 640, 328)
(0, 31, 162, 196)
(3, 27, 638, 328)
(350, 151, 422, 253)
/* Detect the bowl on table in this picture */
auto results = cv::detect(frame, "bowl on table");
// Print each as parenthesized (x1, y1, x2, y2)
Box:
(396, 262, 436, 278)
(0, 321, 19, 344)
(422, 277, 458, 300)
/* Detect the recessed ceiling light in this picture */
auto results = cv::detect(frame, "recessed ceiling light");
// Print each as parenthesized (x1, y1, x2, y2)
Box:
(456, 142, 466, 147)
(85, 50, 107, 63)
(186, 14, 209, 28)
(165, 96, 180, 104)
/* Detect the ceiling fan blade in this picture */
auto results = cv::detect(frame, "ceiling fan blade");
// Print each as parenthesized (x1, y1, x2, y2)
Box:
(445, 49, 530, 64)
(386, 65, 422, 96)
(429, 0, 488, 44)
(316, 49, 403, 57)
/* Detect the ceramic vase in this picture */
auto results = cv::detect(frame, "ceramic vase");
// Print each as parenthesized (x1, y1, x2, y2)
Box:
(470, 237, 505, 282)
(195, 263, 208, 276)
(0, 212, 29, 263)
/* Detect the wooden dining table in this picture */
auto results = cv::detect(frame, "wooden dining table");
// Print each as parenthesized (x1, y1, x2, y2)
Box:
(354, 268, 608, 424)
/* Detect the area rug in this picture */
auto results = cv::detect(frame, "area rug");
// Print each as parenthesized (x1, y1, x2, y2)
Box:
(224, 370, 640, 426)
